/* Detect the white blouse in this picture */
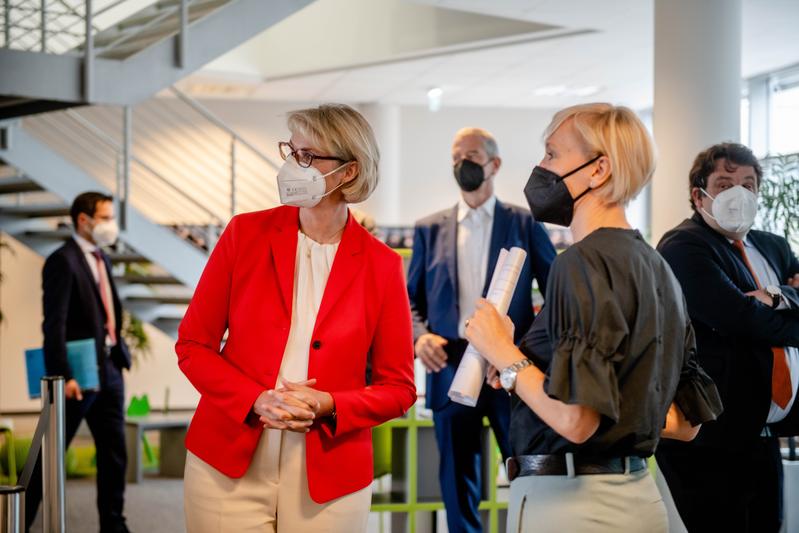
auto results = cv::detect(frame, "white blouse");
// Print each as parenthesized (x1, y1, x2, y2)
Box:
(278, 231, 340, 383)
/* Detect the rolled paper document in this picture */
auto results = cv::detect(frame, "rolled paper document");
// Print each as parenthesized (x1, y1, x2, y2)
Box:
(448, 246, 527, 406)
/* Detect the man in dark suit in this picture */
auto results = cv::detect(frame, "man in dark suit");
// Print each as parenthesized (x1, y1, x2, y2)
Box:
(407, 127, 555, 533)
(26, 192, 131, 533)
(656, 142, 799, 532)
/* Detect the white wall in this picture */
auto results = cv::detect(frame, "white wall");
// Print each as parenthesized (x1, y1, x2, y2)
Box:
(0, 232, 199, 413)
(398, 105, 558, 223)
(0, 233, 46, 412)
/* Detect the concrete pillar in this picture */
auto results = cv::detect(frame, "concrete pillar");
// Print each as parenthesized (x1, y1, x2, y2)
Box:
(358, 103, 402, 226)
(651, 0, 742, 243)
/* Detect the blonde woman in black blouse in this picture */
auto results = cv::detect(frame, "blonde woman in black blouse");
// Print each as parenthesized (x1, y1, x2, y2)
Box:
(465, 103, 722, 532)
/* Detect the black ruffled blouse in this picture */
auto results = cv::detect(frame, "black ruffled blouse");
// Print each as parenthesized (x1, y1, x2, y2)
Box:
(511, 228, 723, 457)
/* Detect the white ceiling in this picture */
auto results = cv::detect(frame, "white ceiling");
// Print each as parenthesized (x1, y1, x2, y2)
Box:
(184, 0, 799, 110)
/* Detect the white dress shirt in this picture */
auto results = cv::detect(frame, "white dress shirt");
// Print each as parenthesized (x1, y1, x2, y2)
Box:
(278, 232, 340, 383)
(457, 195, 496, 338)
(740, 237, 799, 423)
(74, 234, 116, 347)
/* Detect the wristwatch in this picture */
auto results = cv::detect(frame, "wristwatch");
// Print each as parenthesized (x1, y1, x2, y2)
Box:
(499, 359, 534, 392)
(765, 285, 783, 309)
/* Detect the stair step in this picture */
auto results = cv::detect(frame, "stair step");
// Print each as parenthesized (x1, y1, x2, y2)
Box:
(23, 228, 72, 240)
(126, 294, 192, 305)
(92, 0, 226, 52)
(0, 204, 69, 218)
(117, 0, 228, 31)
(109, 253, 151, 264)
(0, 176, 43, 195)
(115, 274, 182, 285)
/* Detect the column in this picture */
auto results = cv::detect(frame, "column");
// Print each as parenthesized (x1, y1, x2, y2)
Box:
(358, 103, 402, 226)
(651, 0, 742, 243)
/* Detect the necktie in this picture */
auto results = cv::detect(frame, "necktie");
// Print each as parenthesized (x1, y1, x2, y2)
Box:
(92, 250, 117, 346)
(732, 240, 792, 408)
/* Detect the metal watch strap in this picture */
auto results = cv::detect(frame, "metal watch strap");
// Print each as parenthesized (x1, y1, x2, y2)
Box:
(502, 359, 533, 392)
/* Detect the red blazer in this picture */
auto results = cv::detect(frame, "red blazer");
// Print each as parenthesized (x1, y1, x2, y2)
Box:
(176, 206, 416, 503)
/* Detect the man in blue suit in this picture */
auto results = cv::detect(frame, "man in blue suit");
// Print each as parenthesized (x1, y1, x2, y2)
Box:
(407, 127, 555, 533)
(26, 192, 131, 533)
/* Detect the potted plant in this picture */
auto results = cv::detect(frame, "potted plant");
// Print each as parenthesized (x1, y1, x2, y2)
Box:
(758, 152, 799, 251)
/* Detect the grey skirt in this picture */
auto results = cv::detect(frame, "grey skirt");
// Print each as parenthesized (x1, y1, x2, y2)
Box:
(507, 468, 668, 533)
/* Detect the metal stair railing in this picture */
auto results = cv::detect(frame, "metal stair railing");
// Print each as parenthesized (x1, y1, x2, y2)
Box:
(165, 85, 281, 218)
(19, 86, 282, 251)
(2, 0, 216, 100)
(0, 377, 66, 533)
(64, 108, 225, 227)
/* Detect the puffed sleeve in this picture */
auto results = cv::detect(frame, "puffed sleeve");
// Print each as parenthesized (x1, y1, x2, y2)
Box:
(673, 317, 723, 425)
(544, 250, 629, 422)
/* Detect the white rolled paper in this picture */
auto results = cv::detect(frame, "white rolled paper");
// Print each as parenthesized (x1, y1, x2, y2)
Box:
(448, 246, 528, 407)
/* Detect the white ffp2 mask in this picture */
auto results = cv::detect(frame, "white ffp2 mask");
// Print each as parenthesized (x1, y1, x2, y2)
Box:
(701, 185, 758, 236)
(276, 158, 348, 208)
(92, 220, 119, 248)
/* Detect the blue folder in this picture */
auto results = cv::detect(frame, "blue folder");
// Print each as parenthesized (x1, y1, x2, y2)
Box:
(25, 338, 100, 398)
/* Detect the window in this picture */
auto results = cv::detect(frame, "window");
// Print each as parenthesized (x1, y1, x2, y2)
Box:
(770, 84, 799, 155)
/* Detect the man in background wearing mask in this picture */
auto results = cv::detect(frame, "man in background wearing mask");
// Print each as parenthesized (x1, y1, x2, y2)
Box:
(656, 142, 799, 532)
(26, 191, 131, 532)
(407, 127, 555, 533)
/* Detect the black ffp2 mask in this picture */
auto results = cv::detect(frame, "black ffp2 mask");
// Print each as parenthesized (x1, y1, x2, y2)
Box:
(453, 159, 491, 192)
(523, 155, 601, 227)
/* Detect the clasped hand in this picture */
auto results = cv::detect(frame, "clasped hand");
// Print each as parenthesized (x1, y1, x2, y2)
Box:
(252, 378, 330, 433)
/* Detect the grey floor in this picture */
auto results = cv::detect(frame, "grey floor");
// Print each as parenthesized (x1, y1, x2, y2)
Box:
(26, 477, 393, 533)
(29, 477, 186, 533)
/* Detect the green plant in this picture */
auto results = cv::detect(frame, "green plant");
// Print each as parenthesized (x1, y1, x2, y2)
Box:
(122, 310, 151, 367)
(759, 152, 799, 250)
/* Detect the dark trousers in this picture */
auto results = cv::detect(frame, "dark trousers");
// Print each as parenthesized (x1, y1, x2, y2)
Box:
(656, 437, 783, 533)
(433, 382, 512, 533)
(25, 357, 127, 532)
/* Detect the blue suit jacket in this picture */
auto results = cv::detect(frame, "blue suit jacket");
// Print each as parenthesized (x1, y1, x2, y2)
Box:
(407, 199, 556, 410)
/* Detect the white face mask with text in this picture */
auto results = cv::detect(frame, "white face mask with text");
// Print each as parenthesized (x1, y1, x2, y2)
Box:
(276, 158, 348, 208)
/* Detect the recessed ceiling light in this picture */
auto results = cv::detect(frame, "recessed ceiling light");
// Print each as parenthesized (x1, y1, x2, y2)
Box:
(427, 86, 443, 112)
(534, 85, 566, 96)
(568, 85, 602, 97)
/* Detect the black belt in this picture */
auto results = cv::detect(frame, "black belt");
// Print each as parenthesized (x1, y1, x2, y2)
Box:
(506, 454, 647, 480)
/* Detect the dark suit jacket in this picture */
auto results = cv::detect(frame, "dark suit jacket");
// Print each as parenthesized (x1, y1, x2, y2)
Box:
(657, 213, 799, 445)
(407, 199, 556, 410)
(42, 237, 131, 381)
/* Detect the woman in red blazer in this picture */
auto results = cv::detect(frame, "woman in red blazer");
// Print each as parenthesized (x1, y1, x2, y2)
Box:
(177, 104, 416, 533)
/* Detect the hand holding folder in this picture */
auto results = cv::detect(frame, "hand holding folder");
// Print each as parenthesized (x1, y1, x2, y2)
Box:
(24, 338, 100, 399)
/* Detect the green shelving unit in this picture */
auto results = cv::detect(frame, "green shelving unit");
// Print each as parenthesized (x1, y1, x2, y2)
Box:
(371, 404, 508, 533)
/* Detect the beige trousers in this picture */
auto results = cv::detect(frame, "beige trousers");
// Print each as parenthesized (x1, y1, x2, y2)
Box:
(507, 468, 668, 533)
(183, 429, 371, 533)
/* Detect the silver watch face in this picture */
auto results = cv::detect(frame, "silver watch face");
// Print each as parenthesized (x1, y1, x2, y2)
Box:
(499, 368, 515, 391)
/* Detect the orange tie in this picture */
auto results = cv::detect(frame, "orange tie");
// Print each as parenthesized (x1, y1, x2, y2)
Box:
(92, 250, 117, 346)
(732, 240, 792, 409)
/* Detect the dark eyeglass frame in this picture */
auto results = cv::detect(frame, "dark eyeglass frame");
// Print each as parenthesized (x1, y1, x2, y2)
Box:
(278, 141, 347, 169)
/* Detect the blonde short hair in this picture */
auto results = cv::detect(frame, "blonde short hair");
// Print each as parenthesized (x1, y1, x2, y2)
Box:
(453, 127, 499, 159)
(287, 104, 380, 204)
(543, 103, 656, 206)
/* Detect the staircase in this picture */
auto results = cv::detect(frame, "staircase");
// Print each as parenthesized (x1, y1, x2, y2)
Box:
(0, 83, 282, 336)
(0, 0, 294, 337)
(0, 0, 313, 118)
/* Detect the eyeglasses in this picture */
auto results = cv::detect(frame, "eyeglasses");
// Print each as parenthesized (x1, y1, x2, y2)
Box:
(278, 141, 347, 169)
